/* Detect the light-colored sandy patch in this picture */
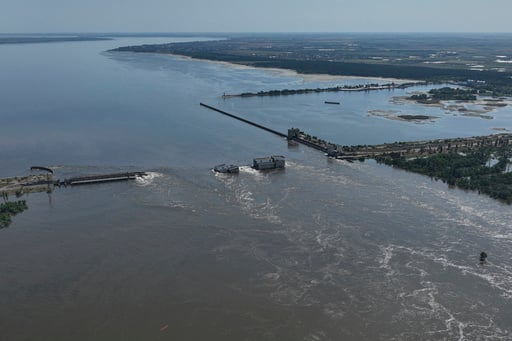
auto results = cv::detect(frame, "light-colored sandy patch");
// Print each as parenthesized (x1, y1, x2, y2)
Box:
(170, 53, 418, 83)
(459, 112, 494, 119)
(367, 109, 437, 122)
(391, 96, 510, 120)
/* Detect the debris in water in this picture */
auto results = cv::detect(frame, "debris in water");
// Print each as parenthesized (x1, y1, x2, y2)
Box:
(479, 251, 487, 265)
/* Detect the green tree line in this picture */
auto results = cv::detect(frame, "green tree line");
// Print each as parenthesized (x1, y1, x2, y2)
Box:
(376, 146, 512, 203)
(0, 200, 28, 228)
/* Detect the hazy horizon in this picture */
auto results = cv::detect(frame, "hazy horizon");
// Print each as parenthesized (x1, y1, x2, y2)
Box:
(2, 0, 511, 34)
(3, 32, 512, 37)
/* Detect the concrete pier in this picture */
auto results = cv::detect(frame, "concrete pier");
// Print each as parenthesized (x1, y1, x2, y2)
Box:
(60, 172, 147, 186)
(200, 103, 287, 138)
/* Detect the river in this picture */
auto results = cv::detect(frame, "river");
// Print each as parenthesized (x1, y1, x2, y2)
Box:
(0, 35, 511, 340)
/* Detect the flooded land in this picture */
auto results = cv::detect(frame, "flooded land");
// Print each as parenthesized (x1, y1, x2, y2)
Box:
(1, 34, 512, 340)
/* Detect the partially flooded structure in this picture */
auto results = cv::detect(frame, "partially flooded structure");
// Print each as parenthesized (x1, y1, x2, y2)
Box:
(252, 156, 285, 170)
(0, 174, 54, 197)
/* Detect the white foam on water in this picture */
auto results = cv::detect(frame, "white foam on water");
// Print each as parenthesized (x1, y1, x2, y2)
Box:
(388, 244, 512, 300)
(405, 261, 429, 278)
(213, 170, 237, 186)
(378, 245, 394, 273)
(165, 201, 191, 210)
(329, 157, 365, 170)
(408, 279, 511, 340)
(135, 171, 163, 186)
(288, 160, 352, 185)
(263, 272, 280, 281)
(224, 180, 282, 224)
(323, 303, 345, 320)
(413, 182, 512, 245)
(394, 280, 468, 340)
(238, 165, 265, 178)
(378, 245, 511, 337)
(304, 331, 326, 341)
(493, 233, 512, 240)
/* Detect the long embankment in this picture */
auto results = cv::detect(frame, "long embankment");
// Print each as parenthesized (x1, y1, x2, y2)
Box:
(326, 134, 512, 160)
(199, 103, 287, 138)
(221, 82, 423, 99)
(200, 103, 512, 160)
(287, 128, 512, 161)
(200, 103, 327, 152)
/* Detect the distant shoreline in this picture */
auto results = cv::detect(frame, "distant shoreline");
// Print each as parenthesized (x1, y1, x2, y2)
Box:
(0, 36, 111, 45)
(169, 53, 419, 83)
(110, 36, 512, 96)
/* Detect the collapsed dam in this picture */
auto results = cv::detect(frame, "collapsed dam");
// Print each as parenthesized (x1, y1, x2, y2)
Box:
(1, 171, 147, 197)
(201, 103, 512, 160)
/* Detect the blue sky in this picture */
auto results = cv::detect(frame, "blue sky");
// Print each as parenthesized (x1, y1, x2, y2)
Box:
(1, 0, 510, 33)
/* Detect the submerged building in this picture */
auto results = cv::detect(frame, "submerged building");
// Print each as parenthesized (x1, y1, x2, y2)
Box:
(252, 156, 285, 170)
(213, 164, 240, 174)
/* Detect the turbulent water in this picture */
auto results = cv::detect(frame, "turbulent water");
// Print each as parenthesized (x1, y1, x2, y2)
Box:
(0, 35, 511, 340)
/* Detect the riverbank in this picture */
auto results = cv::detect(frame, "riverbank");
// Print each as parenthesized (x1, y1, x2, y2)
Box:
(288, 126, 512, 203)
(222, 82, 425, 98)
(110, 35, 512, 96)
(170, 53, 419, 84)
(376, 144, 512, 204)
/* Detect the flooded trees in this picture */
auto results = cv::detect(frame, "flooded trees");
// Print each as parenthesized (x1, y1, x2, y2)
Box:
(0, 200, 28, 228)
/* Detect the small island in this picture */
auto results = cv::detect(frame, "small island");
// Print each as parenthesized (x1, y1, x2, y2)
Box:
(397, 114, 433, 121)
(409, 87, 478, 104)
(367, 110, 438, 122)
